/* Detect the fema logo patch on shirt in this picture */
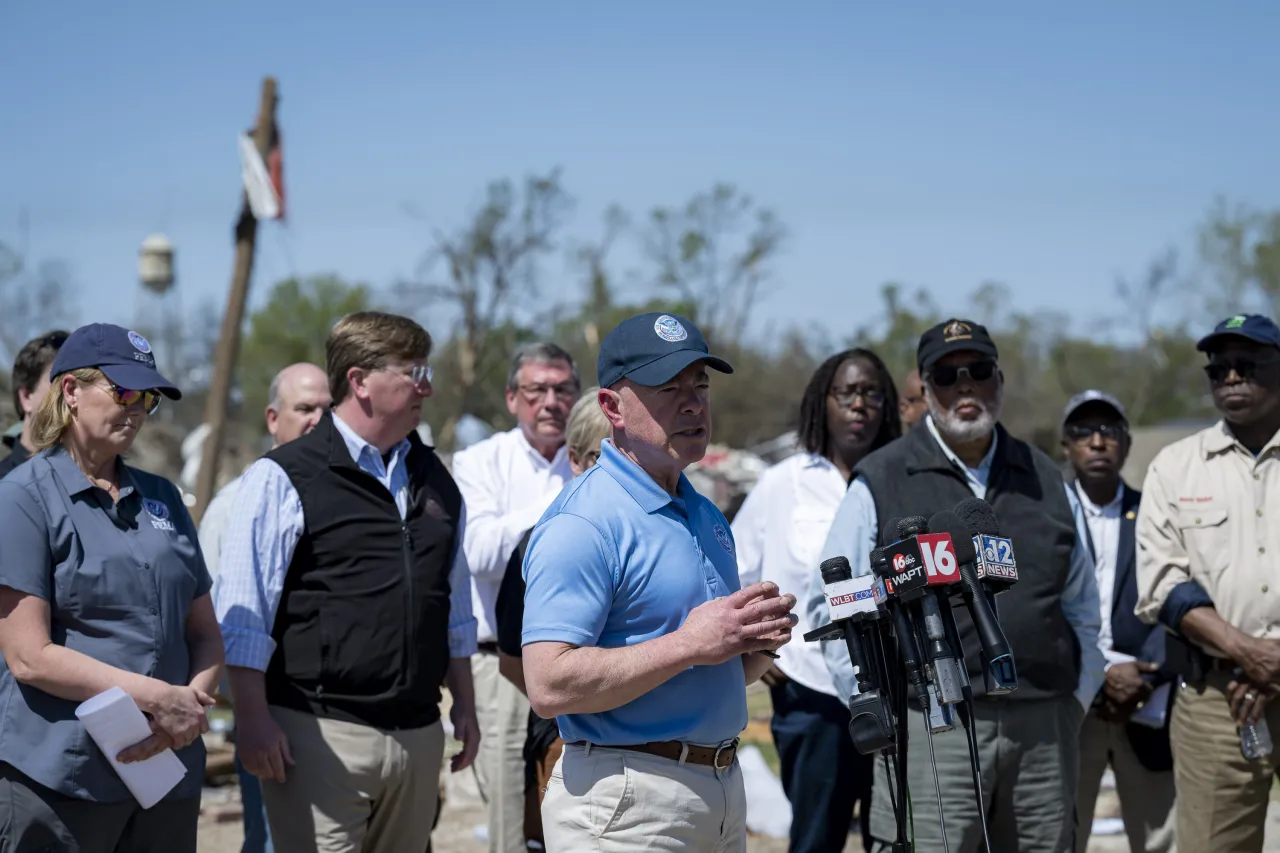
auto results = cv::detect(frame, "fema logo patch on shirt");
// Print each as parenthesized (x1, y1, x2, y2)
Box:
(713, 523, 734, 555)
(653, 315, 688, 343)
(143, 498, 176, 532)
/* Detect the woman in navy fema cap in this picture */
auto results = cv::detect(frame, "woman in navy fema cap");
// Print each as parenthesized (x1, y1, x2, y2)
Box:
(0, 323, 224, 852)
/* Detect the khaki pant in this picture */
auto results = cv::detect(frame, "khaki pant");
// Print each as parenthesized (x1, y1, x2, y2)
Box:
(1074, 711, 1176, 853)
(542, 743, 748, 852)
(870, 695, 1083, 853)
(261, 705, 444, 853)
(1171, 671, 1280, 852)
(473, 652, 532, 853)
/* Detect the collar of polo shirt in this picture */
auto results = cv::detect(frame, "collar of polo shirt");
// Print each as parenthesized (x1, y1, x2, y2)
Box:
(47, 448, 139, 500)
(596, 438, 695, 513)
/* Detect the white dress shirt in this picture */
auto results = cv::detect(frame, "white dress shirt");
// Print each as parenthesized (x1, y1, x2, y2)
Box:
(1075, 482, 1134, 671)
(732, 452, 847, 696)
(450, 427, 573, 643)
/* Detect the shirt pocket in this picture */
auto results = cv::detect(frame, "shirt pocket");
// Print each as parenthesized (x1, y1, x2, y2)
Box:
(64, 553, 149, 619)
(787, 505, 836, 570)
(1175, 505, 1231, 581)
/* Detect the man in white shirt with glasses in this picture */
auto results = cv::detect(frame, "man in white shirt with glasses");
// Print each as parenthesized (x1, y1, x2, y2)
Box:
(451, 342, 580, 853)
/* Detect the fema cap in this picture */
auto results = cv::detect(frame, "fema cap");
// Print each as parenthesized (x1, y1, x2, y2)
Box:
(1196, 314, 1280, 353)
(917, 318, 999, 373)
(596, 312, 733, 389)
(1061, 390, 1127, 430)
(49, 324, 182, 400)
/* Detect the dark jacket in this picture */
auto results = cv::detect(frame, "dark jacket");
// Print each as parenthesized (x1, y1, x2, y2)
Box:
(855, 421, 1080, 702)
(264, 412, 462, 730)
(1076, 480, 1174, 773)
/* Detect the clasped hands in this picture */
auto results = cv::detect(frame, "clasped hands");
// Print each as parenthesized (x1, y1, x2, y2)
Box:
(681, 581, 798, 667)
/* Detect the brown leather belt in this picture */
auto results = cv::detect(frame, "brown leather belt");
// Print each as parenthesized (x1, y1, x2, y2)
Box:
(594, 739, 739, 769)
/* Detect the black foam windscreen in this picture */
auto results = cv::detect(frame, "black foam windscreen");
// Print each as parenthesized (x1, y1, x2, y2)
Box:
(881, 517, 904, 545)
(869, 546, 889, 577)
(897, 515, 929, 538)
(954, 497, 1000, 536)
(928, 509, 976, 563)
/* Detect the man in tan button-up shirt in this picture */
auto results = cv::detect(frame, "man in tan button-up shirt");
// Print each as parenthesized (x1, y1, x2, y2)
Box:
(1136, 313, 1280, 852)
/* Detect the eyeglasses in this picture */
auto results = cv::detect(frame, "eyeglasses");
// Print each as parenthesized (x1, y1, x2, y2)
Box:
(518, 383, 579, 402)
(384, 364, 432, 387)
(830, 386, 887, 408)
(107, 384, 162, 415)
(1205, 356, 1280, 383)
(928, 360, 997, 388)
(408, 364, 433, 386)
(1064, 423, 1126, 442)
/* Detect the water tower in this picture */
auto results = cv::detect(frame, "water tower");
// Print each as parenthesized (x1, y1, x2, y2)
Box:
(134, 233, 184, 381)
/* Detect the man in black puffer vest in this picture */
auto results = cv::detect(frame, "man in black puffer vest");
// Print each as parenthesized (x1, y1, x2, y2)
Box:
(214, 311, 480, 853)
(805, 319, 1105, 853)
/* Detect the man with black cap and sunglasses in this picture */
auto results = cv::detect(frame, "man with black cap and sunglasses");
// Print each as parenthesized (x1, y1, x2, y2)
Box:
(1136, 313, 1280, 851)
(0, 329, 69, 479)
(522, 311, 797, 853)
(808, 318, 1105, 853)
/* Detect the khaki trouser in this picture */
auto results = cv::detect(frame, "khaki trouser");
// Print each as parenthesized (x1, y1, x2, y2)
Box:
(542, 743, 748, 852)
(1074, 711, 1176, 853)
(1171, 670, 1280, 852)
(473, 652, 532, 853)
(260, 705, 444, 853)
(870, 694, 1083, 853)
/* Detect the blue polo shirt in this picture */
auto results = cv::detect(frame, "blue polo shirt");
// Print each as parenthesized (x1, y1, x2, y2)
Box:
(521, 439, 747, 747)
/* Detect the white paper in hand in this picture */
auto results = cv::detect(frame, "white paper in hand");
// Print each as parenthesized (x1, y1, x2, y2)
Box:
(74, 687, 187, 809)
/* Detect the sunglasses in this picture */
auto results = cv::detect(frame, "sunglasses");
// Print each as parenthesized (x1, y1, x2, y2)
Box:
(1204, 356, 1280, 383)
(1064, 423, 1126, 442)
(107, 384, 163, 415)
(928, 360, 997, 388)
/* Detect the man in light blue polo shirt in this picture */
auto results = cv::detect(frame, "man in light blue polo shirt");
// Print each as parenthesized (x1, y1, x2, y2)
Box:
(522, 311, 797, 853)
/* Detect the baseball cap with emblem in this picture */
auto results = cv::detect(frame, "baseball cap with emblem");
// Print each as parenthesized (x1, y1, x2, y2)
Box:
(1061, 389, 1128, 430)
(49, 323, 183, 400)
(916, 318, 1000, 374)
(1196, 314, 1280, 353)
(597, 312, 734, 389)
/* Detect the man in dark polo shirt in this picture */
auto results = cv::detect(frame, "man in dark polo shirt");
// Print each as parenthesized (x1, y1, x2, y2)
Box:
(214, 311, 480, 853)
(807, 318, 1105, 853)
(0, 330, 68, 479)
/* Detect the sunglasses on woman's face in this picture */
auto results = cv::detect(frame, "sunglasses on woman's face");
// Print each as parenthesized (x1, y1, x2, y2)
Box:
(107, 384, 162, 415)
(928, 360, 998, 388)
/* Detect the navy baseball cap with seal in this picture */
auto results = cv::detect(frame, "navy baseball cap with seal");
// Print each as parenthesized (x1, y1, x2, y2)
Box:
(1061, 389, 1128, 430)
(597, 312, 733, 389)
(1196, 313, 1280, 353)
(49, 323, 182, 400)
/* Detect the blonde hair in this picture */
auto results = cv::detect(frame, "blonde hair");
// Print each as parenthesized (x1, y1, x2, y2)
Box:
(29, 368, 104, 452)
(326, 311, 433, 405)
(565, 387, 609, 461)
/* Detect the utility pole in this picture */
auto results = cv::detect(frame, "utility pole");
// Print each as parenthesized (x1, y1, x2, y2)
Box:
(192, 76, 278, 525)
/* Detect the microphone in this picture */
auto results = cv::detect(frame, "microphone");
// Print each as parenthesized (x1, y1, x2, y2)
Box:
(805, 556, 895, 754)
(877, 521, 956, 732)
(929, 507, 1018, 695)
(890, 516, 965, 707)
(955, 498, 1019, 592)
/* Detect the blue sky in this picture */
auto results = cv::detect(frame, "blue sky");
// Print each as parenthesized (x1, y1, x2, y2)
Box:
(2, 1, 1277, 349)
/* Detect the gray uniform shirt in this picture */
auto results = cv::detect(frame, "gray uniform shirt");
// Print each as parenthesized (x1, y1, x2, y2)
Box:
(0, 448, 212, 802)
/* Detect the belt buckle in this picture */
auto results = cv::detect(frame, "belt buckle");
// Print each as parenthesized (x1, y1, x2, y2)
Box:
(713, 738, 739, 769)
